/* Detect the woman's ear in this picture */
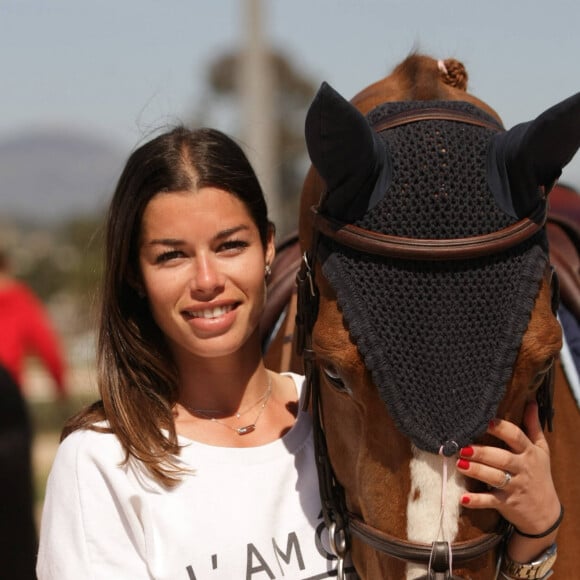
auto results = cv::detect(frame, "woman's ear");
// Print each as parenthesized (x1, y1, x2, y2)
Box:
(265, 224, 276, 269)
(127, 268, 146, 298)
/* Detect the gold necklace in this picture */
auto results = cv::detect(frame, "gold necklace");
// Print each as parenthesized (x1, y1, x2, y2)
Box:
(185, 375, 273, 436)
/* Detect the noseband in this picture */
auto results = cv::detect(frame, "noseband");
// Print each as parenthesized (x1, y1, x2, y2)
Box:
(296, 107, 555, 578)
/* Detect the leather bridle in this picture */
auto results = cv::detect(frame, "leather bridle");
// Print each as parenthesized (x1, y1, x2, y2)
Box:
(295, 106, 555, 579)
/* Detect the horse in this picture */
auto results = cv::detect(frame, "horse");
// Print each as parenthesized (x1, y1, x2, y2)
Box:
(262, 54, 580, 578)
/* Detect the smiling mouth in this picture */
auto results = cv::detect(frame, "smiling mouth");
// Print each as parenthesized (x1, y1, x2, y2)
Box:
(185, 304, 236, 320)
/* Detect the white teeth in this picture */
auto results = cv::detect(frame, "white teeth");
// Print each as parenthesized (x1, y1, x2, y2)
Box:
(189, 305, 232, 319)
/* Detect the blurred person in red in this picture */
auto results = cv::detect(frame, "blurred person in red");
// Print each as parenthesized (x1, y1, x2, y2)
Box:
(0, 249, 67, 398)
(0, 247, 67, 579)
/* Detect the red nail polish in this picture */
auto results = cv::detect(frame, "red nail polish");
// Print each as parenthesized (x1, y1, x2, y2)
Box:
(457, 459, 470, 470)
(461, 495, 471, 505)
(488, 419, 496, 429)
(460, 446, 474, 457)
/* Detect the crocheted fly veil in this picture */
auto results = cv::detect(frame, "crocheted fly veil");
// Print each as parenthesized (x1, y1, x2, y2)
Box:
(305, 83, 580, 454)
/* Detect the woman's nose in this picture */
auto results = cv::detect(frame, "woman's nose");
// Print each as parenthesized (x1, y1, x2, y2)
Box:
(190, 256, 224, 294)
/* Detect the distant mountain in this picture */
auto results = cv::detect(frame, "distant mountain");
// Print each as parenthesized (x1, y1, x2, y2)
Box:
(0, 129, 125, 224)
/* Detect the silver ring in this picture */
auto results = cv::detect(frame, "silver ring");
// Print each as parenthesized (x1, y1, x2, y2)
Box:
(494, 471, 512, 489)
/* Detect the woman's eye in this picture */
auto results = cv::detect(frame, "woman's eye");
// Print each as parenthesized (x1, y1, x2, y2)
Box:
(155, 250, 183, 263)
(219, 239, 249, 252)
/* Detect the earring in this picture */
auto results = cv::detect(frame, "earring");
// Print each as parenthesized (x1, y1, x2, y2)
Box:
(265, 264, 272, 278)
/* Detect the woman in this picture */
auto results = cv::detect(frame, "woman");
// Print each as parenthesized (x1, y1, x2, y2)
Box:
(37, 126, 561, 579)
(37, 127, 350, 579)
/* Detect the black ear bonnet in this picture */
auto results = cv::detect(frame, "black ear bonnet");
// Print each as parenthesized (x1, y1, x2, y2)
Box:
(305, 82, 580, 454)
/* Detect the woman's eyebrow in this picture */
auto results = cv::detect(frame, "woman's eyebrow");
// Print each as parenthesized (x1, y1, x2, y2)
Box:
(145, 225, 251, 247)
(214, 224, 251, 240)
(144, 238, 185, 247)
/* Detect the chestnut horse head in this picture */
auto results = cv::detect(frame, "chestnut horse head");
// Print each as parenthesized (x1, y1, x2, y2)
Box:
(296, 54, 580, 579)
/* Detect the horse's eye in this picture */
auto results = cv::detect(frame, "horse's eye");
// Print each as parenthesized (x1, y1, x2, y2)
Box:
(532, 356, 556, 389)
(321, 364, 349, 392)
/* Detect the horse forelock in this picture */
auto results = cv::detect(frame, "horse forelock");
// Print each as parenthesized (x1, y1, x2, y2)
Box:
(350, 53, 502, 124)
(392, 53, 459, 100)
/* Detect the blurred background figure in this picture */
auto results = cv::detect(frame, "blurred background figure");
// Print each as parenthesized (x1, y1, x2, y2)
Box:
(0, 249, 68, 398)
(0, 364, 37, 579)
(0, 247, 68, 579)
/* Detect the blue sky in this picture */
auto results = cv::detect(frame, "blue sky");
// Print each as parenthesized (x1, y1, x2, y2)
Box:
(2, 0, 580, 184)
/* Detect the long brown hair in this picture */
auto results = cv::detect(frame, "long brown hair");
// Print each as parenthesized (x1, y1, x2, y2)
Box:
(63, 127, 271, 486)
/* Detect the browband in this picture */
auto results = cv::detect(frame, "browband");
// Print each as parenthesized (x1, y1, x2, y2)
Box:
(370, 106, 504, 133)
(310, 203, 547, 260)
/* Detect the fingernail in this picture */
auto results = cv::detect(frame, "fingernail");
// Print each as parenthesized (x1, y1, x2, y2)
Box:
(457, 459, 470, 470)
(488, 419, 496, 429)
(460, 446, 474, 457)
(461, 495, 471, 505)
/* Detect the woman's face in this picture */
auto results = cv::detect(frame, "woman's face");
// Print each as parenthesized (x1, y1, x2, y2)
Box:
(138, 187, 274, 363)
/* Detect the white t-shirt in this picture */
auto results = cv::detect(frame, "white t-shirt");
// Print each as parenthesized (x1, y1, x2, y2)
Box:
(37, 373, 356, 579)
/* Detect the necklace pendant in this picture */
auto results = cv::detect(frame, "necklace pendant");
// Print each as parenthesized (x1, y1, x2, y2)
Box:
(236, 424, 256, 435)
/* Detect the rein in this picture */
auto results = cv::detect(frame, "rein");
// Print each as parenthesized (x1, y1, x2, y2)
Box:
(296, 106, 552, 578)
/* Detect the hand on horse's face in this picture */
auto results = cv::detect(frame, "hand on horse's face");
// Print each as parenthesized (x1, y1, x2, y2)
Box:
(456, 400, 560, 560)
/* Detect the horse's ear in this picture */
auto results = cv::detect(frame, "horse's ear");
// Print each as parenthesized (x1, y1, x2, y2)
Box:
(488, 92, 580, 218)
(304, 82, 391, 221)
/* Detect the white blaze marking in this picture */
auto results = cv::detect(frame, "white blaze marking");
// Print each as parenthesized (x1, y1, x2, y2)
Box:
(405, 445, 466, 579)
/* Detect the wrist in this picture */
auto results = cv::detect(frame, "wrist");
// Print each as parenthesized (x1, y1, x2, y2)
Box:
(506, 529, 558, 567)
(501, 542, 557, 579)
(513, 504, 563, 539)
